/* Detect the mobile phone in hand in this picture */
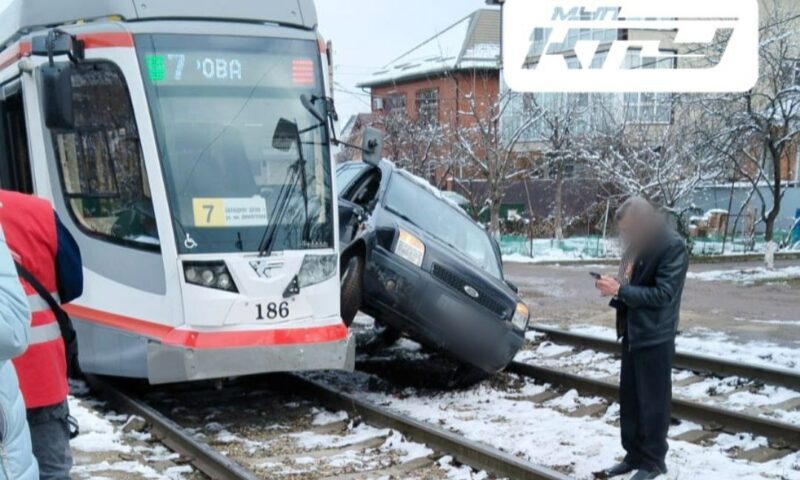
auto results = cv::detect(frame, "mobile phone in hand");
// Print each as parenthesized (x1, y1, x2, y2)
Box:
(589, 272, 602, 280)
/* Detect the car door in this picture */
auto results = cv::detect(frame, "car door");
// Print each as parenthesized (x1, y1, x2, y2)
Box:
(337, 164, 382, 247)
(336, 164, 369, 248)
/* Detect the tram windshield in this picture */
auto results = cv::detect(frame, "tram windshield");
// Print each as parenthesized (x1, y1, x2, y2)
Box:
(137, 34, 334, 254)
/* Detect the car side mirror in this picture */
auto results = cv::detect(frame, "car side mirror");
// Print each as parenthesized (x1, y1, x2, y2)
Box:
(361, 127, 383, 167)
(505, 280, 519, 294)
(272, 118, 299, 151)
(41, 62, 74, 130)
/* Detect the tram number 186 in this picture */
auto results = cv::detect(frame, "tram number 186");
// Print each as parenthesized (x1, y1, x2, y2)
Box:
(256, 302, 290, 321)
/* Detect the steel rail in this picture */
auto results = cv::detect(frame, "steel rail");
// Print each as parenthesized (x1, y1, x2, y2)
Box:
(532, 325, 800, 390)
(507, 362, 800, 449)
(85, 374, 260, 480)
(282, 374, 574, 480)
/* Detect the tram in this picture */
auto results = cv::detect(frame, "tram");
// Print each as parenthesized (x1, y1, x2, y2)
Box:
(0, 0, 362, 383)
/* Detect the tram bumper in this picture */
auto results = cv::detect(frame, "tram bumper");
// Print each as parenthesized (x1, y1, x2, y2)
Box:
(146, 327, 355, 384)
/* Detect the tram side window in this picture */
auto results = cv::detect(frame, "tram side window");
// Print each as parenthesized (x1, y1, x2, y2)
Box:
(52, 62, 159, 249)
(0, 83, 33, 194)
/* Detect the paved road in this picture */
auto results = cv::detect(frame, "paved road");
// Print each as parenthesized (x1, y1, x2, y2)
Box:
(504, 259, 800, 347)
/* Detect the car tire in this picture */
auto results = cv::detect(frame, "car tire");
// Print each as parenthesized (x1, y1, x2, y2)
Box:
(373, 319, 401, 346)
(448, 363, 492, 389)
(340, 255, 363, 327)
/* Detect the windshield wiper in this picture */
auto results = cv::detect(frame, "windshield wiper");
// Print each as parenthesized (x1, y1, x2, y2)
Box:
(259, 94, 335, 257)
(258, 154, 308, 257)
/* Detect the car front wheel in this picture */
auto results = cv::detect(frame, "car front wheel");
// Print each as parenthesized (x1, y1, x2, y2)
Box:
(340, 255, 363, 327)
(373, 318, 402, 345)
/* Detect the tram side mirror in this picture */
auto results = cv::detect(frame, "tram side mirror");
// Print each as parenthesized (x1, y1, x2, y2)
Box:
(272, 118, 299, 151)
(361, 127, 383, 167)
(41, 63, 74, 130)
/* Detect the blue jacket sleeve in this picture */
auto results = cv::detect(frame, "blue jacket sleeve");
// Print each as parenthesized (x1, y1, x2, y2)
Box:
(0, 227, 31, 361)
(55, 213, 83, 304)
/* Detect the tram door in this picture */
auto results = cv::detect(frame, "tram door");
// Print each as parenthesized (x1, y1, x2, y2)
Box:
(0, 80, 33, 194)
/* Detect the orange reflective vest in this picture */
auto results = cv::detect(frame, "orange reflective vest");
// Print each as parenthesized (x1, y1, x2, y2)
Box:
(0, 191, 68, 409)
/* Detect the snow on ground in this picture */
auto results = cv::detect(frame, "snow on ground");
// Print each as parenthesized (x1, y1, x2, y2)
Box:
(183, 393, 487, 479)
(69, 395, 194, 480)
(70, 397, 132, 454)
(688, 266, 800, 284)
(554, 324, 800, 371)
(315, 370, 800, 480)
(501, 236, 800, 264)
(516, 336, 800, 426)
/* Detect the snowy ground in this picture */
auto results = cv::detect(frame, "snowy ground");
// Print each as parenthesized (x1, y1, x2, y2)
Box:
(69, 382, 195, 480)
(688, 266, 800, 284)
(142, 373, 495, 480)
(69, 376, 494, 480)
(313, 364, 800, 480)
(547, 323, 800, 372)
(332, 317, 800, 479)
(517, 329, 800, 426)
(501, 237, 799, 264)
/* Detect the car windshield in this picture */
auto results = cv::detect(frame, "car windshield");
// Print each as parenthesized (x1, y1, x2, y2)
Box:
(384, 173, 501, 278)
(137, 34, 333, 254)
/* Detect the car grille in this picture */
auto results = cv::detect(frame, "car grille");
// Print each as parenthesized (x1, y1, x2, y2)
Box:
(431, 264, 508, 317)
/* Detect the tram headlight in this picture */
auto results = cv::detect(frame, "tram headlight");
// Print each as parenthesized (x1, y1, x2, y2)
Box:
(298, 254, 338, 288)
(183, 261, 238, 293)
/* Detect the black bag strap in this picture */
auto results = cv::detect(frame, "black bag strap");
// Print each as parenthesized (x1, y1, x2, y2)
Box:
(12, 261, 82, 437)
(14, 261, 64, 318)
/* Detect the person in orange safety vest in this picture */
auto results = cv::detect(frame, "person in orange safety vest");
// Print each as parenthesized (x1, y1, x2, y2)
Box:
(0, 190, 83, 480)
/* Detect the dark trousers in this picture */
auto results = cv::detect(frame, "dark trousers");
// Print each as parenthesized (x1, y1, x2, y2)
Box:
(620, 337, 674, 472)
(27, 400, 73, 480)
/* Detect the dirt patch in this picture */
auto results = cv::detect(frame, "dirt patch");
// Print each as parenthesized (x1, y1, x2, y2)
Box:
(504, 259, 800, 348)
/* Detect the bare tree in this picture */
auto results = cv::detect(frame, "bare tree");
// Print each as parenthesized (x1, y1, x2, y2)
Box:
(525, 93, 591, 240)
(700, 4, 800, 267)
(454, 90, 541, 234)
(381, 111, 447, 181)
(590, 99, 724, 241)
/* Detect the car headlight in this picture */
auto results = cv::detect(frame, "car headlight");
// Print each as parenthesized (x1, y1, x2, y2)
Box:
(511, 302, 530, 331)
(394, 230, 425, 267)
(184, 261, 238, 292)
(298, 253, 338, 288)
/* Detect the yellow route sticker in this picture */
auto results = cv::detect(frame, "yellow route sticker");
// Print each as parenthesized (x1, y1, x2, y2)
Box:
(192, 198, 268, 228)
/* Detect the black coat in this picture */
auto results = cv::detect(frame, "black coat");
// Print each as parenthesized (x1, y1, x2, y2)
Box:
(612, 228, 689, 350)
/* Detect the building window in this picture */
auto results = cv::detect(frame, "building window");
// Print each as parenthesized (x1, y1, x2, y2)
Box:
(52, 62, 159, 249)
(416, 88, 439, 125)
(622, 53, 673, 124)
(386, 93, 406, 115)
(791, 60, 800, 86)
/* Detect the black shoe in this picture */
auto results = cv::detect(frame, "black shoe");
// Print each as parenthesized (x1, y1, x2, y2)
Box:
(593, 462, 636, 479)
(629, 468, 665, 480)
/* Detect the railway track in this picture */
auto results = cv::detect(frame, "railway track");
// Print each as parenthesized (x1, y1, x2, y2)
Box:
(85, 373, 572, 480)
(512, 326, 800, 453)
(531, 325, 800, 390)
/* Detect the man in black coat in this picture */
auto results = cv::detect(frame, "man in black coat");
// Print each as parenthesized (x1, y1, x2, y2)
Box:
(595, 197, 689, 480)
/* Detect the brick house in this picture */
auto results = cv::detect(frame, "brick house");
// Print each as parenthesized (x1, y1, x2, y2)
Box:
(336, 113, 373, 163)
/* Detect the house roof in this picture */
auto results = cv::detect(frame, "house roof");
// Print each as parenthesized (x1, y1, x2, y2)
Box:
(357, 8, 501, 89)
(339, 113, 373, 141)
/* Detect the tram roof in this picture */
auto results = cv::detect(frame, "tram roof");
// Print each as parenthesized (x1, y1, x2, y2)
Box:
(0, 0, 318, 48)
